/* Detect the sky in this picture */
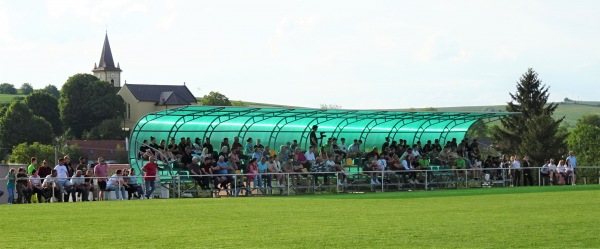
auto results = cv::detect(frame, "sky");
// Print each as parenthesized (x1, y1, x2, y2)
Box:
(0, 0, 599, 109)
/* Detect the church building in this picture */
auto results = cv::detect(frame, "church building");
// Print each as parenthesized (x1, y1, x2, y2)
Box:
(92, 33, 197, 130)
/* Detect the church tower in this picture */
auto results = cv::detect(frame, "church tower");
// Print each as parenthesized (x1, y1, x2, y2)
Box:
(92, 33, 122, 88)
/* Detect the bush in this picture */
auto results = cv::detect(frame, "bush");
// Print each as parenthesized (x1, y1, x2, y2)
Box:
(10, 142, 56, 165)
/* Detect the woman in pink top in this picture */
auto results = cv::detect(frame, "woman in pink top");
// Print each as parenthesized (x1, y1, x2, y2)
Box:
(94, 157, 109, 201)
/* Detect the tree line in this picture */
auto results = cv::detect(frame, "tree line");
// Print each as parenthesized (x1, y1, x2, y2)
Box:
(0, 74, 126, 163)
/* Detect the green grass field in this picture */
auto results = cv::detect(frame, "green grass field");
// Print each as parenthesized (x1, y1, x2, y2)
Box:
(0, 94, 25, 103)
(1, 185, 598, 248)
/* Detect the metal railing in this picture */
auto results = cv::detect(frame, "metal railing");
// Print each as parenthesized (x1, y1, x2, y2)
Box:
(1, 166, 599, 203)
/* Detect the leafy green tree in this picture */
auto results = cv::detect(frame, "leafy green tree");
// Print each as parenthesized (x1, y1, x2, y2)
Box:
(82, 118, 127, 140)
(576, 114, 600, 128)
(491, 68, 565, 164)
(9, 142, 56, 165)
(41, 84, 60, 99)
(567, 123, 600, 179)
(422, 107, 438, 111)
(19, 83, 34, 95)
(200, 91, 231, 106)
(0, 101, 53, 153)
(59, 74, 125, 138)
(25, 91, 62, 135)
(0, 83, 17, 94)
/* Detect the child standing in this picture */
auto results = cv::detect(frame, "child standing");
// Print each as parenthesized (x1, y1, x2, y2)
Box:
(5, 168, 16, 204)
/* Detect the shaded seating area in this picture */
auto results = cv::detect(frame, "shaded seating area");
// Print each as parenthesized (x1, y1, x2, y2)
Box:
(128, 106, 515, 196)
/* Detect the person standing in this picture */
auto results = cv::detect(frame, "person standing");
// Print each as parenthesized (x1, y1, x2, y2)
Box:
(94, 157, 109, 201)
(566, 151, 577, 185)
(309, 125, 322, 147)
(142, 156, 159, 199)
(522, 156, 534, 186)
(5, 168, 16, 204)
(37, 160, 52, 180)
(27, 157, 37, 176)
(510, 156, 521, 187)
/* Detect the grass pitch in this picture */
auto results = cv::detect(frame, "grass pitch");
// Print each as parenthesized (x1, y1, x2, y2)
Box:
(1, 185, 598, 248)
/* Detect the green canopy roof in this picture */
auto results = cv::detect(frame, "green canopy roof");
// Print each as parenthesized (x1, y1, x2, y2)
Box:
(129, 106, 516, 164)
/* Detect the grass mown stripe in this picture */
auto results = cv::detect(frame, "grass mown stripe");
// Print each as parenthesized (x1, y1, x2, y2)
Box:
(0, 186, 598, 248)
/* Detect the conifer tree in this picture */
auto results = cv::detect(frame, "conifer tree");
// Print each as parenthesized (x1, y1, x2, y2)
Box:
(492, 68, 565, 164)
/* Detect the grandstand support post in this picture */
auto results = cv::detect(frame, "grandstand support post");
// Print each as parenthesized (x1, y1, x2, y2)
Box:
(381, 168, 384, 192)
(464, 170, 468, 188)
(538, 170, 541, 186)
(425, 171, 428, 190)
(287, 173, 290, 196)
(234, 176, 237, 198)
(177, 175, 181, 199)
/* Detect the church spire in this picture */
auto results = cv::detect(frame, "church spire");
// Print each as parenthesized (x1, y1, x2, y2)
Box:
(92, 33, 122, 88)
(96, 33, 119, 71)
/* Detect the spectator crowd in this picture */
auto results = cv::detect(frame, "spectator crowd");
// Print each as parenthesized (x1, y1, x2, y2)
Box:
(3, 125, 579, 203)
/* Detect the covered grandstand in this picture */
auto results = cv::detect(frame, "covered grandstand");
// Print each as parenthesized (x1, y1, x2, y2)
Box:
(128, 106, 516, 170)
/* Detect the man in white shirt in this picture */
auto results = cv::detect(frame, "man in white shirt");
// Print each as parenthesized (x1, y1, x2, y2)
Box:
(547, 159, 557, 184)
(339, 138, 348, 154)
(304, 146, 317, 163)
(43, 170, 61, 202)
(510, 156, 521, 187)
(54, 158, 73, 202)
(566, 151, 577, 185)
(70, 170, 88, 201)
(106, 169, 128, 200)
(401, 155, 417, 184)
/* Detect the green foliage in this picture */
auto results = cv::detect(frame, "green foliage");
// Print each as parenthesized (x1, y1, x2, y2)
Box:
(0, 101, 53, 153)
(8, 142, 83, 166)
(200, 91, 231, 106)
(231, 100, 248, 107)
(465, 120, 488, 139)
(422, 107, 438, 111)
(19, 83, 34, 95)
(568, 124, 600, 166)
(9, 142, 56, 165)
(25, 91, 62, 135)
(576, 114, 600, 128)
(518, 115, 566, 164)
(41, 84, 60, 99)
(492, 68, 565, 164)
(82, 118, 127, 140)
(61, 144, 85, 163)
(59, 74, 125, 138)
(0, 83, 17, 94)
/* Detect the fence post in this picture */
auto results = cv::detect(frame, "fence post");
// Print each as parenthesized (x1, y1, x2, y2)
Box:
(425, 170, 428, 190)
(464, 169, 468, 188)
(381, 168, 384, 192)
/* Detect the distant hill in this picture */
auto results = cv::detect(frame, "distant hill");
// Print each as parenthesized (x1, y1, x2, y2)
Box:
(413, 101, 600, 127)
(226, 100, 600, 128)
